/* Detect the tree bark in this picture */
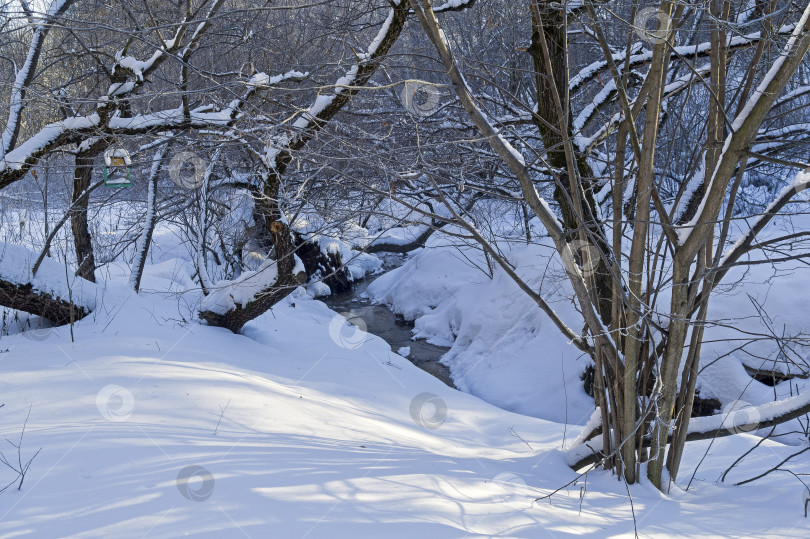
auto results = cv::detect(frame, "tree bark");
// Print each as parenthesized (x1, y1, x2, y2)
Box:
(200, 4, 411, 333)
(198, 172, 297, 332)
(528, 4, 614, 327)
(71, 142, 105, 283)
(0, 279, 89, 325)
(131, 143, 168, 293)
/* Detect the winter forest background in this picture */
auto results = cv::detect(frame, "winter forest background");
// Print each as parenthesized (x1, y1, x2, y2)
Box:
(2, 0, 810, 536)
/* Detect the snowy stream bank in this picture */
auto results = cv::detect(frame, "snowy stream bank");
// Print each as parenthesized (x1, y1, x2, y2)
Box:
(321, 269, 455, 388)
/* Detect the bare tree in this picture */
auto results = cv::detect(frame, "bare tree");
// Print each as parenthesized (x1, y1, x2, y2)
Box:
(404, 0, 810, 491)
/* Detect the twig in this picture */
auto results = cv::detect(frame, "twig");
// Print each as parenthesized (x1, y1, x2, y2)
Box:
(214, 399, 230, 436)
(736, 446, 810, 486)
(720, 426, 776, 482)
(509, 426, 534, 451)
(0, 405, 42, 492)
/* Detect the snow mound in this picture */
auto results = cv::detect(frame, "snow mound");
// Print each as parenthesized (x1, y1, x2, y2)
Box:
(0, 242, 97, 310)
(366, 240, 595, 424)
(200, 259, 279, 314)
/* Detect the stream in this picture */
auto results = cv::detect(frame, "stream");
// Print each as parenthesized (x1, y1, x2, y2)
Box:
(321, 262, 455, 388)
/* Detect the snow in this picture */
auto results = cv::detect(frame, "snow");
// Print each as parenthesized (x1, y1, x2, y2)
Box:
(433, 0, 475, 11)
(690, 389, 810, 435)
(368, 226, 421, 246)
(301, 232, 381, 283)
(264, 6, 397, 168)
(0, 242, 97, 310)
(199, 259, 279, 315)
(0, 203, 808, 536)
(2, 2, 810, 524)
(574, 79, 617, 133)
(306, 281, 331, 298)
(570, 44, 643, 91)
(0, 26, 43, 158)
(366, 235, 595, 423)
(247, 70, 307, 87)
(0, 115, 100, 173)
(673, 156, 705, 225)
(0, 0, 76, 158)
(566, 407, 602, 450)
(0, 254, 809, 536)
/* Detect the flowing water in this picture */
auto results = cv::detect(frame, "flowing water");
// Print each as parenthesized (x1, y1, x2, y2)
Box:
(321, 265, 455, 388)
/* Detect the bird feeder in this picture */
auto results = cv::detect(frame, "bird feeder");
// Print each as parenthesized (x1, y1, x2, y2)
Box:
(103, 148, 132, 187)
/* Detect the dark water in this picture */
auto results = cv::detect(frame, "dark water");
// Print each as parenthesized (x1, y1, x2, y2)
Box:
(322, 268, 455, 388)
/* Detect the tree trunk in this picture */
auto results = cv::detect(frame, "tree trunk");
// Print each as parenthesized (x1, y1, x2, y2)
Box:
(199, 172, 297, 332)
(0, 279, 89, 324)
(131, 144, 167, 293)
(528, 5, 614, 327)
(71, 143, 104, 282)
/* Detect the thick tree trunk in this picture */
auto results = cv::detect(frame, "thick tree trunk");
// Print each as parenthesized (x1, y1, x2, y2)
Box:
(71, 144, 104, 282)
(199, 173, 297, 332)
(528, 6, 613, 327)
(200, 5, 410, 333)
(0, 279, 89, 324)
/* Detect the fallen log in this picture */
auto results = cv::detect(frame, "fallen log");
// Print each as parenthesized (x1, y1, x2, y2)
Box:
(0, 279, 89, 324)
(0, 243, 95, 324)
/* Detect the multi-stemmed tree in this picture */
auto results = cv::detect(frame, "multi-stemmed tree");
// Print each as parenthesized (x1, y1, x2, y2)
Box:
(403, 0, 810, 490)
(4, 0, 810, 495)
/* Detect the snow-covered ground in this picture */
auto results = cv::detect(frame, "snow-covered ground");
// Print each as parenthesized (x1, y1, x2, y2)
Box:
(0, 214, 809, 536)
(1, 275, 809, 537)
(366, 221, 810, 436)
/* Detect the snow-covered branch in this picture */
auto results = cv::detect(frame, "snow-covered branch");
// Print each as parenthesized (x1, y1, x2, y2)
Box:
(676, 4, 810, 255)
(570, 24, 798, 93)
(263, 3, 409, 175)
(568, 390, 810, 471)
(0, 0, 78, 159)
(0, 71, 303, 191)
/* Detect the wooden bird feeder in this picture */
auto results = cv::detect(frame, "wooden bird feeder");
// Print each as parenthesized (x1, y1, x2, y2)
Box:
(103, 148, 132, 187)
